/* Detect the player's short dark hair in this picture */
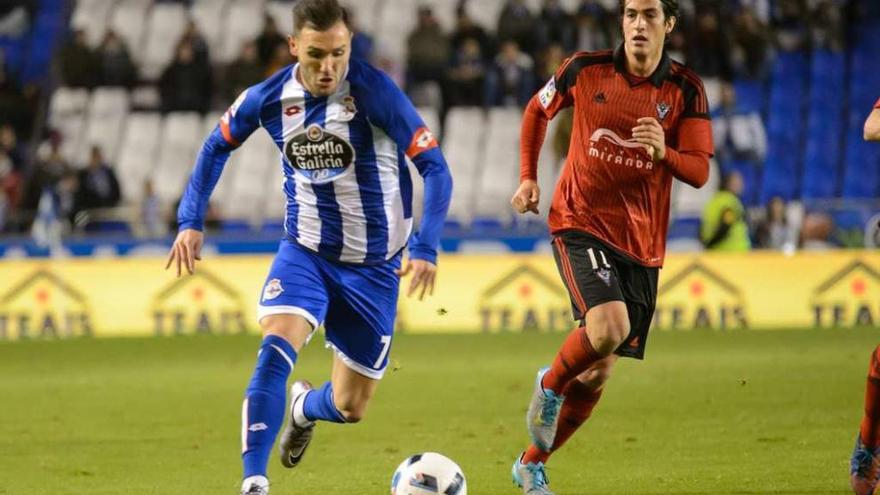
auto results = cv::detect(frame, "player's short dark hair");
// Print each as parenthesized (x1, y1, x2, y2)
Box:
(618, 0, 679, 20)
(292, 0, 350, 34)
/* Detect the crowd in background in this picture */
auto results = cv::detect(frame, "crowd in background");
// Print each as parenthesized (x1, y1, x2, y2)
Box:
(0, 0, 873, 251)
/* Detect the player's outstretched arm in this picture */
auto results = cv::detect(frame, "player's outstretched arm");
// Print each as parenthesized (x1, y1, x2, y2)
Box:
(865, 108, 880, 142)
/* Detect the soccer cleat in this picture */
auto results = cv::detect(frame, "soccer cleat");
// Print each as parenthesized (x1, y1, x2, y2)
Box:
(240, 475, 269, 495)
(511, 453, 554, 495)
(851, 435, 880, 495)
(279, 380, 315, 468)
(526, 367, 565, 451)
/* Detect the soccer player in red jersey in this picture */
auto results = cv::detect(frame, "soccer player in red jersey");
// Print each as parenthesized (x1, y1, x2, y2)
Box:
(508, 0, 713, 492)
(851, 98, 880, 495)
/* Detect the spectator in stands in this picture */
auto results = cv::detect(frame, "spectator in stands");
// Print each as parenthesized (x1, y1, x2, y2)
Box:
(754, 196, 794, 250)
(22, 140, 68, 213)
(773, 0, 810, 52)
(687, 8, 734, 81)
(0, 55, 32, 137)
(451, 4, 492, 61)
(255, 14, 286, 68)
(0, 149, 20, 221)
(224, 41, 263, 102)
(179, 20, 210, 65)
(0, 123, 24, 170)
(264, 42, 293, 78)
(810, 0, 845, 52)
(712, 82, 767, 165)
(406, 6, 451, 91)
(536, 0, 576, 51)
(535, 43, 565, 84)
(59, 29, 99, 88)
(731, 6, 772, 79)
(57, 170, 80, 227)
(574, 2, 611, 52)
(97, 29, 136, 87)
(700, 171, 751, 251)
(497, 0, 537, 55)
(446, 37, 485, 107)
(140, 179, 163, 237)
(800, 212, 836, 250)
(484, 39, 535, 107)
(159, 41, 212, 113)
(76, 146, 121, 212)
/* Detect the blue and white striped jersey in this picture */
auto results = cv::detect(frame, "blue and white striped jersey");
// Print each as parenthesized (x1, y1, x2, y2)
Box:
(178, 59, 453, 265)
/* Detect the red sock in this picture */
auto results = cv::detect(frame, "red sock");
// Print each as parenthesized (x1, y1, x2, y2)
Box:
(542, 327, 602, 393)
(860, 345, 880, 448)
(522, 380, 604, 465)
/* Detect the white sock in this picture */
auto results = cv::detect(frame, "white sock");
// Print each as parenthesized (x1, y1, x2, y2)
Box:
(242, 475, 269, 492)
(292, 390, 313, 427)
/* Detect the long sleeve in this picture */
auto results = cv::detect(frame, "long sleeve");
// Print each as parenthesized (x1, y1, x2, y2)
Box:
(409, 147, 453, 264)
(177, 127, 235, 231)
(662, 148, 710, 188)
(519, 96, 550, 182)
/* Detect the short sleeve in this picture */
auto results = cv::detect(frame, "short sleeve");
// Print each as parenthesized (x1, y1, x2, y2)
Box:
(218, 86, 263, 147)
(535, 55, 580, 119)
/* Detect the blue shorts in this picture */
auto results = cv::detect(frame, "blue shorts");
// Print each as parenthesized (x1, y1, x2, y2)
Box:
(257, 240, 401, 379)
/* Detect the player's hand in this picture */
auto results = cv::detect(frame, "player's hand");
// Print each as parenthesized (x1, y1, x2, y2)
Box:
(511, 180, 540, 215)
(165, 228, 204, 277)
(631, 117, 666, 161)
(395, 258, 437, 301)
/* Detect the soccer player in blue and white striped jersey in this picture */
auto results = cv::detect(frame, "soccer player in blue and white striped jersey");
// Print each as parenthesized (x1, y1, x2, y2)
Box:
(165, 1, 452, 492)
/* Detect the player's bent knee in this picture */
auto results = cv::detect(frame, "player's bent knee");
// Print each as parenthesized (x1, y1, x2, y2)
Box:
(586, 303, 630, 354)
(259, 314, 313, 352)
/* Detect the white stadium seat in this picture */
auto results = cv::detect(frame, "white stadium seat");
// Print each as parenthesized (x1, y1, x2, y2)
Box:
(442, 108, 486, 222)
(375, 0, 419, 64)
(117, 112, 162, 203)
(222, 131, 278, 221)
(190, 0, 230, 53)
(341, 0, 380, 34)
(672, 158, 720, 218)
(266, 1, 295, 34)
(48, 87, 90, 163)
(466, 0, 504, 35)
(152, 112, 204, 204)
(110, 0, 152, 64)
(89, 87, 130, 118)
(474, 108, 522, 219)
(71, 0, 116, 47)
(220, 0, 265, 64)
(142, 3, 189, 80)
(73, 88, 132, 166)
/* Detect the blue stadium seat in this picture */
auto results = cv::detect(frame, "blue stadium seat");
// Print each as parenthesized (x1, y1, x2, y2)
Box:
(842, 130, 880, 198)
(733, 79, 765, 114)
(668, 217, 701, 240)
(721, 159, 761, 206)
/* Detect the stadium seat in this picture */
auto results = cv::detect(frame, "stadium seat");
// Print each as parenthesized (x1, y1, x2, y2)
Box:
(190, 0, 230, 52)
(48, 87, 90, 163)
(220, 0, 265, 64)
(117, 112, 163, 203)
(266, 1, 295, 33)
(222, 131, 278, 222)
(70, 0, 116, 47)
(152, 112, 204, 205)
(375, 0, 419, 64)
(110, 0, 152, 64)
(672, 158, 720, 217)
(732, 78, 765, 114)
(474, 108, 521, 219)
(467, 0, 505, 35)
(341, 0, 381, 34)
(142, 3, 189, 80)
(442, 108, 486, 223)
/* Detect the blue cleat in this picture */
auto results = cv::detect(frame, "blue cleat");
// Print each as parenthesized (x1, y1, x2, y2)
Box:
(852, 435, 880, 495)
(526, 367, 565, 451)
(512, 453, 554, 495)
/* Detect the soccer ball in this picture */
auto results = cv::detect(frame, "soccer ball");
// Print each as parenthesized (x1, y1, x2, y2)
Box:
(390, 452, 467, 495)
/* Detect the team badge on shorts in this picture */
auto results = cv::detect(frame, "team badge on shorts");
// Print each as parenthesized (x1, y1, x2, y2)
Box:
(656, 102, 671, 122)
(262, 279, 284, 301)
(596, 268, 612, 286)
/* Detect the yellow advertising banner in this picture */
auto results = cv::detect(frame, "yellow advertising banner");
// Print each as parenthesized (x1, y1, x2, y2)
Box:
(0, 251, 878, 340)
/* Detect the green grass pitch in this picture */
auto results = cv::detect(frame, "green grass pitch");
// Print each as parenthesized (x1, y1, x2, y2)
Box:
(0, 328, 875, 494)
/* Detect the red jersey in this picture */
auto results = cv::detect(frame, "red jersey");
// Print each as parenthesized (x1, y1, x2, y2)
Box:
(521, 47, 714, 267)
(875, 97, 880, 109)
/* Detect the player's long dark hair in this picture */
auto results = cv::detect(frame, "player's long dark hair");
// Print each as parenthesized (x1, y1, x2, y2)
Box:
(292, 0, 350, 34)
(617, 0, 679, 20)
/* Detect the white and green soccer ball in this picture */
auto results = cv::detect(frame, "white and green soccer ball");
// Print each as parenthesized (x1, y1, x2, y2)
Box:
(390, 452, 467, 495)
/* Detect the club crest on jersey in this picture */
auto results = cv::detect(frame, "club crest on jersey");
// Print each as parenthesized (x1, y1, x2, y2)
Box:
(339, 95, 357, 121)
(656, 102, 671, 122)
(538, 78, 556, 109)
(262, 279, 284, 301)
(284, 124, 356, 184)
